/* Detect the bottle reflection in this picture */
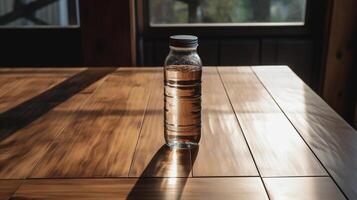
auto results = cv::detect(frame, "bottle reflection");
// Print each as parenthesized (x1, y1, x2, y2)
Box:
(127, 145, 198, 199)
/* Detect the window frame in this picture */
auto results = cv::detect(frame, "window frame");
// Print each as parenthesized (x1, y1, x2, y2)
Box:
(137, 0, 319, 37)
(0, 0, 80, 28)
(0, 0, 82, 67)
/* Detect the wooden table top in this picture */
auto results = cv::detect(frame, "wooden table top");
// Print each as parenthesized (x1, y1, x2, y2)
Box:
(0, 66, 356, 200)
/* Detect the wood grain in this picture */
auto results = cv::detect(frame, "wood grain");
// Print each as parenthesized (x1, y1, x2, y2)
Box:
(1, 66, 356, 199)
(0, 70, 79, 112)
(30, 68, 154, 178)
(0, 68, 86, 77)
(264, 177, 346, 200)
(192, 67, 257, 176)
(0, 180, 22, 200)
(0, 69, 108, 179)
(323, 0, 357, 120)
(253, 65, 357, 199)
(218, 67, 326, 177)
(12, 178, 268, 200)
(0, 77, 28, 100)
(0, 78, 59, 112)
(80, 1, 133, 66)
(128, 68, 193, 177)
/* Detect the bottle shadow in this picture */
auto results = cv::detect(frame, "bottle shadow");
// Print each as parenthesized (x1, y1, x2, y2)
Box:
(127, 145, 199, 200)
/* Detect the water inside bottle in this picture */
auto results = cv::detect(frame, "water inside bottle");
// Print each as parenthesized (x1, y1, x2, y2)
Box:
(164, 65, 202, 148)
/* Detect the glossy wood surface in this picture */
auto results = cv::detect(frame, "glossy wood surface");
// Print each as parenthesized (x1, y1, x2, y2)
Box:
(0, 69, 81, 112)
(0, 68, 111, 179)
(12, 178, 268, 200)
(193, 68, 257, 176)
(254, 65, 357, 199)
(0, 66, 354, 199)
(30, 68, 153, 178)
(218, 67, 326, 177)
(0, 180, 22, 200)
(264, 177, 346, 200)
(128, 69, 193, 178)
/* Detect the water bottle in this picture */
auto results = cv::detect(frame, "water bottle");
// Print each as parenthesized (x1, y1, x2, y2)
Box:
(164, 35, 202, 148)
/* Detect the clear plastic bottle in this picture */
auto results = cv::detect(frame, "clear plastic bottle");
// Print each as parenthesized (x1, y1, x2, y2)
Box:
(164, 35, 202, 148)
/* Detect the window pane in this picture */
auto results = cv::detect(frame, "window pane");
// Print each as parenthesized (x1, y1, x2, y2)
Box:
(0, 0, 79, 27)
(149, 0, 306, 26)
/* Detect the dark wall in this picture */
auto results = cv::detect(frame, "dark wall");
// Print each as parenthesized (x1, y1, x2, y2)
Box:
(80, 0, 132, 66)
(0, 0, 133, 67)
(141, 37, 314, 85)
(0, 28, 82, 67)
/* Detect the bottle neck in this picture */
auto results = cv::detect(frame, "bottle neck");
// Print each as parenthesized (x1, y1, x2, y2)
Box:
(169, 45, 198, 52)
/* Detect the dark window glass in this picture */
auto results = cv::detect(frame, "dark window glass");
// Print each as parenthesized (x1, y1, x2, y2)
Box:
(149, 0, 306, 26)
(0, 0, 80, 27)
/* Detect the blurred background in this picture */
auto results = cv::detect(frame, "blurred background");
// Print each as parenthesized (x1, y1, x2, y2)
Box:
(0, 0, 356, 127)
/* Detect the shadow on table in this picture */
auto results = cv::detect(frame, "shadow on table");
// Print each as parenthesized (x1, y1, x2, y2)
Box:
(127, 145, 199, 200)
(0, 68, 116, 141)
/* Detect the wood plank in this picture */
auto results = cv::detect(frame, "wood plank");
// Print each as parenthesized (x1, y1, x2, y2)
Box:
(253, 65, 357, 199)
(264, 177, 346, 200)
(0, 69, 83, 112)
(0, 78, 29, 108)
(192, 67, 257, 176)
(0, 68, 85, 77)
(218, 67, 326, 177)
(30, 68, 155, 178)
(0, 68, 114, 142)
(0, 69, 109, 179)
(0, 69, 83, 102)
(0, 77, 28, 98)
(12, 178, 268, 200)
(0, 180, 22, 200)
(128, 68, 192, 177)
(0, 78, 65, 112)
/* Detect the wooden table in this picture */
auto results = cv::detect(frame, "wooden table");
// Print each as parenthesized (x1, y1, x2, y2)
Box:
(0, 66, 356, 200)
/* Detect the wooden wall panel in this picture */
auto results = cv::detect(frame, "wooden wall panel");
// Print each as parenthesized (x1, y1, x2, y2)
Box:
(220, 39, 259, 66)
(261, 39, 314, 85)
(198, 39, 219, 66)
(261, 39, 277, 65)
(154, 40, 168, 66)
(80, 0, 133, 66)
(143, 40, 155, 66)
(322, 0, 357, 125)
(277, 40, 314, 85)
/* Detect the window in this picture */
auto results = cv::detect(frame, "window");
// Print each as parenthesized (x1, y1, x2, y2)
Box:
(149, 0, 306, 26)
(0, 0, 80, 27)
